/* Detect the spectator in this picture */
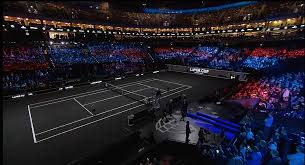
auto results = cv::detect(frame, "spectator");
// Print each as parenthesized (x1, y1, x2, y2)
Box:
(246, 146, 262, 165)
(287, 145, 305, 165)
(264, 112, 274, 139)
(266, 150, 282, 165)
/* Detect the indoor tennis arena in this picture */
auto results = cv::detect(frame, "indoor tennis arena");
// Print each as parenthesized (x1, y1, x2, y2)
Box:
(2, 1, 305, 165)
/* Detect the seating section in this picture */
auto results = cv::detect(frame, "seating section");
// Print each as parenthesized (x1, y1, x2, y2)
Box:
(232, 72, 305, 116)
(154, 48, 193, 60)
(48, 45, 96, 64)
(242, 48, 305, 70)
(3, 44, 49, 72)
(2, 69, 54, 95)
(154, 46, 305, 71)
(208, 48, 242, 70)
(3, 43, 304, 97)
(2, 42, 150, 95)
(88, 42, 148, 63)
(188, 46, 219, 65)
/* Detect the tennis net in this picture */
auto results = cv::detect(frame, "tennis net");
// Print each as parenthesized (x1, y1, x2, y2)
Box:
(104, 82, 151, 105)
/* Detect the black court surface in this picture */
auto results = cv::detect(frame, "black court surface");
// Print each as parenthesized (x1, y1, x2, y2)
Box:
(28, 78, 191, 143)
(3, 71, 235, 165)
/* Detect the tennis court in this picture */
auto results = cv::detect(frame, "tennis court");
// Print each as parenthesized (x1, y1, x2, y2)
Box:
(28, 78, 192, 143)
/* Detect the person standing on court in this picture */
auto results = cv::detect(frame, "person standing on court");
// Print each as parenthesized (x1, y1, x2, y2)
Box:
(156, 89, 161, 98)
(180, 97, 188, 121)
(197, 128, 204, 149)
(185, 121, 191, 143)
(166, 99, 174, 118)
(152, 96, 160, 113)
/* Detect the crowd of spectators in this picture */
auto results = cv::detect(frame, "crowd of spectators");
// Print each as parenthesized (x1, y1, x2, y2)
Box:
(154, 46, 305, 71)
(232, 72, 305, 119)
(242, 47, 305, 70)
(88, 42, 148, 63)
(2, 42, 150, 95)
(2, 69, 55, 95)
(196, 111, 304, 164)
(2, 43, 54, 95)
(48, 44, 96, 65)
(190, 46, 219, 64)
(242, 57, 280, 70)
(154, 47, 193, 60)
(3, 44, 49, 72)
(3, 42, 304, 97)
(229, 112, 304, 165)
(208, 48, 244, 71)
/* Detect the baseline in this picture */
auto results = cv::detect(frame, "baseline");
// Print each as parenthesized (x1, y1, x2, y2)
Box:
(152, 78, 192, 88)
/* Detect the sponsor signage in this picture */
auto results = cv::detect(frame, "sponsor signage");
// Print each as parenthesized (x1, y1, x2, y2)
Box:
(190, 67, 209, 74)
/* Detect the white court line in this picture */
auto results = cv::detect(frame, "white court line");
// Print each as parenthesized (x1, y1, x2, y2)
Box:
(34, 86, 192, 143)
(73, 98, 94, 116)
(36, 100, 140, 136)
(136, 83, 166, 92)
(29, 78, 155, 107)
(152, 78, 192, 88)
(30, 79, 156, 109)
(27, 105, 37, 143)
(30, 79, 155, 108)
(35, 86, 185, 136)
(82, 87, 151, 106)
(157, 119, 177, 133)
